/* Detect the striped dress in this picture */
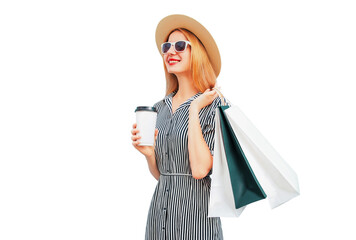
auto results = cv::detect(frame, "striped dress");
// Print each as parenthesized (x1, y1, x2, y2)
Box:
(145, 90, 230, 240)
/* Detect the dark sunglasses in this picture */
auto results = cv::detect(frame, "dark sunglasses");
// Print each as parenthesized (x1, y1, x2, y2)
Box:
(161, 40, 191, 54)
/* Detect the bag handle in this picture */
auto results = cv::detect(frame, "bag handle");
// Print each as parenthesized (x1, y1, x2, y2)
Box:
(213, 87, 228, 106)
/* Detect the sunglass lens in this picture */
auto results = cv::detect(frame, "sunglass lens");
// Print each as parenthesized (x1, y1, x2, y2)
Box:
(162, 43, 171, 53)
(175, 41, 186, 52)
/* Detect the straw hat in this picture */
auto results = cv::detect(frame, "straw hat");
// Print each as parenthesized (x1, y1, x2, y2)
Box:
(155, 14, 221, 77)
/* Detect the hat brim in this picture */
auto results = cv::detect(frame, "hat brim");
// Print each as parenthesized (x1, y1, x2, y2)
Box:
(155, 14, 221, 78)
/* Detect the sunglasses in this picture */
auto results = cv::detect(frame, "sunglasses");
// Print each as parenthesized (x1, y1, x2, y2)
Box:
(161, 40, 191, 54)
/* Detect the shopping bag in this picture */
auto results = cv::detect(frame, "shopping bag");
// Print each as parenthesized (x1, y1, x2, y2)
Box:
(223, 104, 300, 208)
(208, 88, 300, 217)
(207, 105, 246, 217)
(218, 106, 267, 209)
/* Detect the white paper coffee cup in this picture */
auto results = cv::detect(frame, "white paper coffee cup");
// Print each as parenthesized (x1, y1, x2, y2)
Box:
(135, 106, 157, 146)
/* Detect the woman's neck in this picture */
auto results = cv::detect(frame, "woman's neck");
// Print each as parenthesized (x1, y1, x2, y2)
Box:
(174, 74, 199, 100)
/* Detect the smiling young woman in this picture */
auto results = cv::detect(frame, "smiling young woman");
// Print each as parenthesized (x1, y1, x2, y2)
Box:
(131, 14, 229, 240)
(163, 28, 217, 96)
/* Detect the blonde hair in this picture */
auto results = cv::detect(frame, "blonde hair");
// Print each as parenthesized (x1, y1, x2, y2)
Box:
(163, 28, 217, 96)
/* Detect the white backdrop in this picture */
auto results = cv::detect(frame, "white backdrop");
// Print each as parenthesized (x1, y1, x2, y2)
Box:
(1, 0, 355, 239)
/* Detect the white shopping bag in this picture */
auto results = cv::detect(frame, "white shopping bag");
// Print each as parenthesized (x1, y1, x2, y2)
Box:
(224, 105, 300, 208)
(208, 107, 246, 217)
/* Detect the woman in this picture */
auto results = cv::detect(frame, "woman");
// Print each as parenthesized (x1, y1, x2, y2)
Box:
(131, 14, 230, 239)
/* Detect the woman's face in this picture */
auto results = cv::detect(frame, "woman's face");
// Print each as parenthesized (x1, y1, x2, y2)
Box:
(163, 30, 191, 76)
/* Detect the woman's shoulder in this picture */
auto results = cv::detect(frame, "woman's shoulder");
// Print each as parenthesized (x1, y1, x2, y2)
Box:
(153, 99, 163, 107)
(153, 95, 168, 113)
(153, 99, 164, 111)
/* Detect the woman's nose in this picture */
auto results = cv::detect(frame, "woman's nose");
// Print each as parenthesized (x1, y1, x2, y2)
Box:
(166, 45, 176, 54)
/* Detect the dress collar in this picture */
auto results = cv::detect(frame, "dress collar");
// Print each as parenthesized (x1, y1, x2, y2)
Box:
(164, 90, 202, 114)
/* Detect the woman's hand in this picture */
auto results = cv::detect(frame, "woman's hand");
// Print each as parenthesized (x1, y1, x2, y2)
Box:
(132, 123, 160, 180)
(191, 88, 219, 111)
(131, 123, 158, 158)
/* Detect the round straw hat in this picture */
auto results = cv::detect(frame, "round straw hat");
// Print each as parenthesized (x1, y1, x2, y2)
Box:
(155, 14, 221, 77)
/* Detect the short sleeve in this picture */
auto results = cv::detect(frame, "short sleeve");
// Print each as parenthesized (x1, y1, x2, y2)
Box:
(153, 100, 161, 114)
(202, 96, 231, 157)
(202, 109, 217, 156)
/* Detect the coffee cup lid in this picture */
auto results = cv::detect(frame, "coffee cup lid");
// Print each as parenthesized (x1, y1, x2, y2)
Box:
(135, 106, 157, 112)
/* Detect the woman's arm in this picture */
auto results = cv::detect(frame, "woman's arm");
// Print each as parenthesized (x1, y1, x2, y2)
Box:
(188, 88, 219, 179)
(145, 153, 160, 181)
(188, 105, 214, 179)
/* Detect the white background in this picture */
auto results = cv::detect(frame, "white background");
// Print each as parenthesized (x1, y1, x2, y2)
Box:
(1, 0, 355, 239)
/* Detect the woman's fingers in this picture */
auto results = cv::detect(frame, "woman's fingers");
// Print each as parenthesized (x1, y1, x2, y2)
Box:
(131, 123, 141, 147)
(204, 89, 218, 99)
(131, 134, 141, 141)
(205, 89, 218, 102)
(209, 89, 218, 98)
(131, 122, 139, 135)
(210, 89, 217, 95)
(131, 128, 139, 135)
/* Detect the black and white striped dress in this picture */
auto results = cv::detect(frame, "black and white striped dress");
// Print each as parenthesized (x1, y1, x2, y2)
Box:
(145, 90, 230, 240)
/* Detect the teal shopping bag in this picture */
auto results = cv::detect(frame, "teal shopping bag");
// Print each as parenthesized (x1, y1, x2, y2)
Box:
(218, 105, 267, 208)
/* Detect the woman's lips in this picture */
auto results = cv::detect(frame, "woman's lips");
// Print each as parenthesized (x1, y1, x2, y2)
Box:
(168, 59, 180, 65)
